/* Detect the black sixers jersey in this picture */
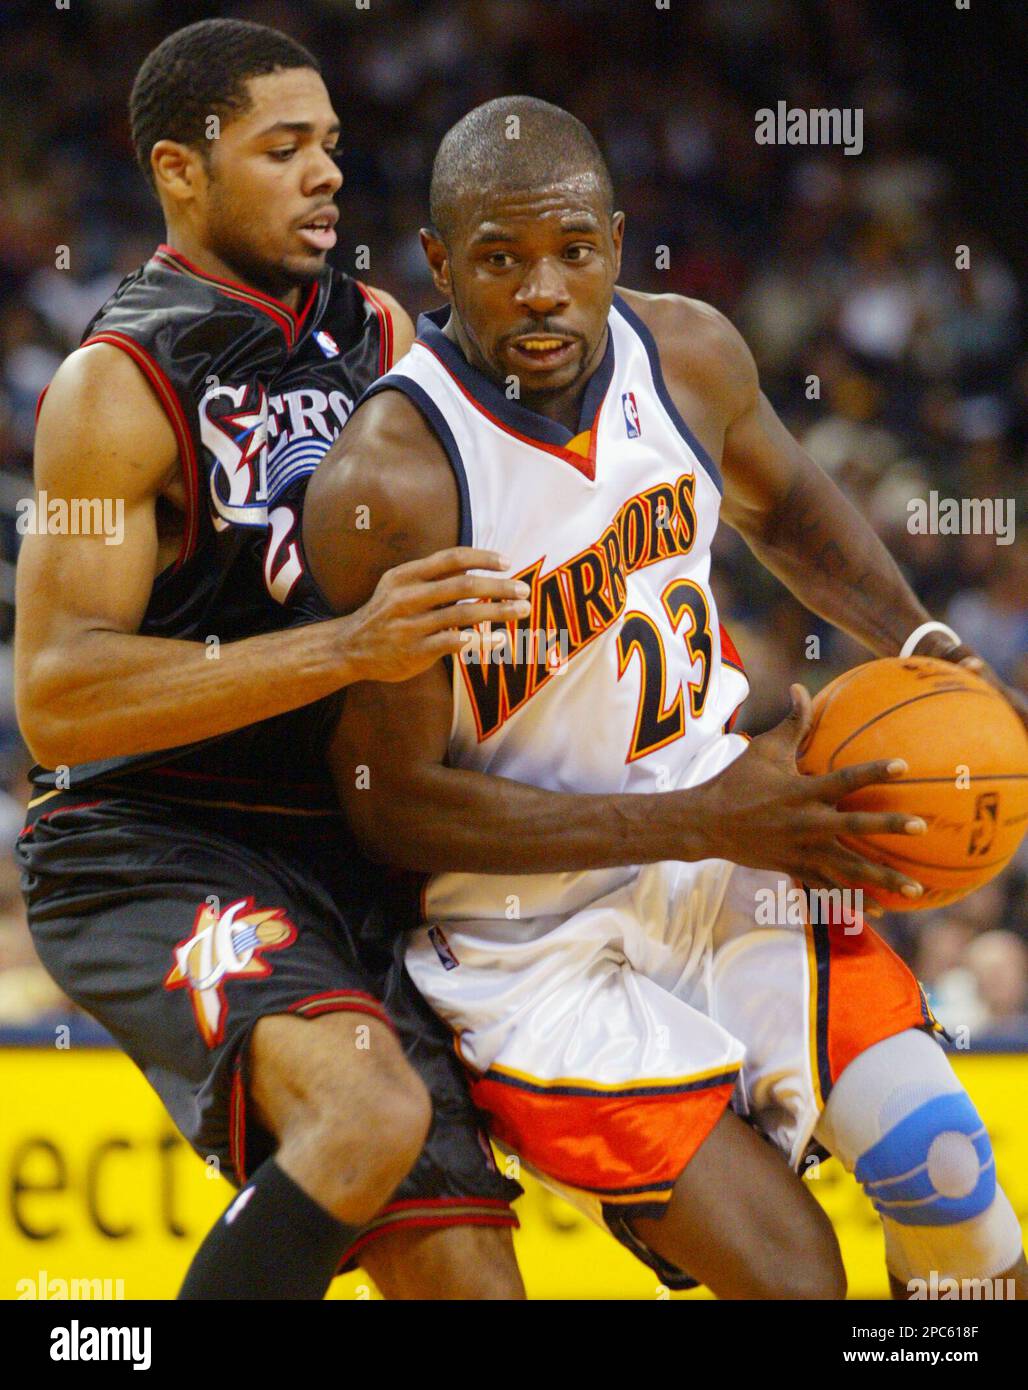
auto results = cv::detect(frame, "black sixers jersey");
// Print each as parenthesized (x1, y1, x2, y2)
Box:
(29, 244, 394, 814)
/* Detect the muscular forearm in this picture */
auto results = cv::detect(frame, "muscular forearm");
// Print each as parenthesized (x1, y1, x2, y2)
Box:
(745, 467, 931, 656)
(348, 763, 713, 874)
(21, 619, 356, 767)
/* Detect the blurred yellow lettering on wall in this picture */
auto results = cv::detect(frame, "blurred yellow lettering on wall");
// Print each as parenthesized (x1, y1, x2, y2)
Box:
(1, 1047, 1024, 1301)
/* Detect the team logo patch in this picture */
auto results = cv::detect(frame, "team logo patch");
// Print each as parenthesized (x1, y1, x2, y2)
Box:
(428, 925, 460, 971)
(164, 897, 297, 1048)
(314, 329, 340, 358)
(199, 381, 270, 531)
(622, 390, 641, 438)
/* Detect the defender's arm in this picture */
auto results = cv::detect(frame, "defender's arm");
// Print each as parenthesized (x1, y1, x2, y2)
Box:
(15, 344, 521, 767)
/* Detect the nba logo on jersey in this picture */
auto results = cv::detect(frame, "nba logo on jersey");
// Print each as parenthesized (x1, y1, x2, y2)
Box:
(622, 390, 641, 438)
(428, 925, 460, 970)
(314, 330, 340, 358)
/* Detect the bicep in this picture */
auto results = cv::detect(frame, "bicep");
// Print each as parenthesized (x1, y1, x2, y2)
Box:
(16, 345, 178, 673)
(719, 389, 808, 541)
(648, 295, 803, 541)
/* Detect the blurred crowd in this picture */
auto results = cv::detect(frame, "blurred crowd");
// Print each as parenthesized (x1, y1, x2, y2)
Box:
(0, 0, 1025, 1042)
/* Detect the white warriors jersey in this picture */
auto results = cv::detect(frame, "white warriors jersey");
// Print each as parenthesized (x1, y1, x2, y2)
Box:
(366, 295, 750, 923)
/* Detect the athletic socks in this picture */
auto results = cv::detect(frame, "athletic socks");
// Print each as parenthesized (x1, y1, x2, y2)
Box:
(177, 1157, 363, 1300)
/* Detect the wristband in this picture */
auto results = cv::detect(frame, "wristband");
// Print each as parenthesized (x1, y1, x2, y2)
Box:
(899, 621, 962, 659)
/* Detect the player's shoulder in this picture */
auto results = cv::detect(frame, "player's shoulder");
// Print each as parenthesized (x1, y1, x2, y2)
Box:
(312, 381, 448, 503)
(41, 339, 166, 422)
(615, 287, 757, 409)
(36, 340, 178, 486)
(351, 280, 416, 363)
(356, 281, 408, 326)
(303, 376, 458, 609)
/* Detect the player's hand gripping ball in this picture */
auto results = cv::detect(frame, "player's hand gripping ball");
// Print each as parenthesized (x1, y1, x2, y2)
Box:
(798, 657, 1028, 911)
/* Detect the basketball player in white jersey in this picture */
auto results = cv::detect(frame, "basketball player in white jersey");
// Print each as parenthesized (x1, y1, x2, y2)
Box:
(303, 98, 1026, 1298)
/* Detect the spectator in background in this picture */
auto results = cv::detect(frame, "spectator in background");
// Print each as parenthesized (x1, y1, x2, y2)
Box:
(947, 544, 1028, 687)
(929, 931, 1028, 1048)
(966, 933, 1028, 1037)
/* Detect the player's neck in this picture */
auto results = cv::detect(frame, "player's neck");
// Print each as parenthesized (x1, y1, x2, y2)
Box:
(520, 376, 593, 433)
(160, 231, 303, 311)
(443, 315, 607, 433)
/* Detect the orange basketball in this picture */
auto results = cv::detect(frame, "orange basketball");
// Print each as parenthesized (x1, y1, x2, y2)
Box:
(797, 656, 1028, 911)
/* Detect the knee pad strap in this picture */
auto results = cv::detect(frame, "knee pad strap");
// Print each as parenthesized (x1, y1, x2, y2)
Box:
(855, 1092, 995, 1227)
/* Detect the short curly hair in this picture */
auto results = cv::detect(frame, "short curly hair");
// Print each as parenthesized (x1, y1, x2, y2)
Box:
(130, 19, 320, 193)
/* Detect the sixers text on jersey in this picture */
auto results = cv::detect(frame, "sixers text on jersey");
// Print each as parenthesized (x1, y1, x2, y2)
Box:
(29, 250, 393, 805)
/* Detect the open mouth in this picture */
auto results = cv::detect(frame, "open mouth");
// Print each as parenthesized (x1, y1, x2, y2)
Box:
(507, 335, 578, 370)
(296, 209, 338, 252)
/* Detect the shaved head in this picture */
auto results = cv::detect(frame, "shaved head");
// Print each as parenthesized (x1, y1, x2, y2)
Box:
(429, 96, 614, 243)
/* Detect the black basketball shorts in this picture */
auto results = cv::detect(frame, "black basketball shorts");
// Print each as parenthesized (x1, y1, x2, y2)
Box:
(18, 792, 520, 1268)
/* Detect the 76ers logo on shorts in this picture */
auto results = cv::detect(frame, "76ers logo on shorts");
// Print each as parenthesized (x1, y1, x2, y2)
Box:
(622, 391, 641, 438)
(164, 897, 296, 1047)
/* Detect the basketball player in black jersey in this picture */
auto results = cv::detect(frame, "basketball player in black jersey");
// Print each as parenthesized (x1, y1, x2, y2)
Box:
(15, 21, 527, 1300)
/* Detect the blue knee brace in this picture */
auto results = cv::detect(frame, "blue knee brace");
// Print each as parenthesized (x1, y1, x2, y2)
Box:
(855, 1092, 995, 1227)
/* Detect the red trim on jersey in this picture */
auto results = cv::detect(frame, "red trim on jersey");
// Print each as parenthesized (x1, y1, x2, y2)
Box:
(719, 622, 747, 731)
(35, 384, 50, 426)
(418, 341, 604, 482)
(355, 281, 393, 374)
(149, 766, 329, 794)
(292, 279, 319, 337)
(719, 621, 745, 675)
(153, 244, 315, 347)
(82, 331, 199, 567)
(229, 1062, 247, 1186)
(19, 800, 105, 837)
